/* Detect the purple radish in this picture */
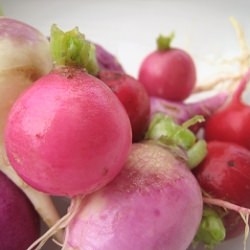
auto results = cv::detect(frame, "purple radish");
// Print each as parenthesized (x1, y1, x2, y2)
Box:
(0, 171, 40, 250)
(63, 142, 203, 250)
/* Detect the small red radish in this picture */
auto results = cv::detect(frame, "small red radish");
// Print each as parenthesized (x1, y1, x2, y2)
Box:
(205, 69, 250, 149)
(138, 33, 196, 101)
(0, 171, 40, 250)
(98, 70, 150, 142)
(194, 141, 250, 239)
(4, 25, 132, 197)
(63, 142, 203, 250)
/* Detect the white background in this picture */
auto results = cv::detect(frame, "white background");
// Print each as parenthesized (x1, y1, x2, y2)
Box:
(1, 0, 250, 249)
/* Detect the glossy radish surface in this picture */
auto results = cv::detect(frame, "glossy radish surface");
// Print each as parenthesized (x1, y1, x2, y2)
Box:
(4, 67, 132, 197)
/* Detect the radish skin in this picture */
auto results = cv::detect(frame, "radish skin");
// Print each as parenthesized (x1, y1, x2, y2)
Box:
(4, 67, 132, 197)
(63, 142, 203, 250)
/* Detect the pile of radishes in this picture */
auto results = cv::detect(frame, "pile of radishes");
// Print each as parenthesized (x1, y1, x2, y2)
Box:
(1, 15, 250, 250)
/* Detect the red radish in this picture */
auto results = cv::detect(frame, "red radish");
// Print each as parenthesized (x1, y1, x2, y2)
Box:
(63, 142, 203, 250)
(0, 171, 40, 250)
(138, 33, 196, 101)
(205, 69, 250, 149)
(194, 141, 250, 239)
(98, 70, 150, 142)
(4, 25, 132, 197)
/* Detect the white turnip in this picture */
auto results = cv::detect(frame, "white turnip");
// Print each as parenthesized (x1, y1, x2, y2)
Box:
(0, 17, 52, 144)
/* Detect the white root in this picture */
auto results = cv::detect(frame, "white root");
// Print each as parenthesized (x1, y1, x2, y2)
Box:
(193, 17, 250, 94)
(0, 144, 64, 242)
(27, 196, 83, 250)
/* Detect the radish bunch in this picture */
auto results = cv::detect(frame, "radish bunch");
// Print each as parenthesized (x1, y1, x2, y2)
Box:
(1, 15, 250, 250)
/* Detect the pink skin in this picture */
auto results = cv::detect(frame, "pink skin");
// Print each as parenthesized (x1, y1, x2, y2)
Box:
(64, 142, 203, 250)
(0, 171, 40, 250)
(138, 49, 196, 101)
(4, 67, 132, 197)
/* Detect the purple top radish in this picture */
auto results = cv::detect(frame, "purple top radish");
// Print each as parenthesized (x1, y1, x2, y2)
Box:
(0, 171, 40, 250)
(64, 142, 203, 250)
(138, 33, 196, 101)
(95, 43, 125, 73)
(0, 17, 52, 144)
(150, 92, 228, 132)
(4, 25, 132, 197)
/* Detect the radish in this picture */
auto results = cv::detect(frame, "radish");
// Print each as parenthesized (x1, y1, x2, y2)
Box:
(95, 43, 125, 73)
(0, 17, 62, 235)
(0, 17, 52, 144)
(205, 69, 250, 149)
(62, 141, 203, 250)
(0, 170, 40, 250)
(27, 113, 204, 250)
(98, 70, 150, 142)
(150, 92, 228, 132)
(194, 141, 250, 240)
(4, 24, 132, 197)
(138, 33, 196, 101)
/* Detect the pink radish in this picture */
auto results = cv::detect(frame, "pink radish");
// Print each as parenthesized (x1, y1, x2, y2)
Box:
(63, 142, 203, 250)
(4, 25, 132, 197)
(138, 33, 196, 101)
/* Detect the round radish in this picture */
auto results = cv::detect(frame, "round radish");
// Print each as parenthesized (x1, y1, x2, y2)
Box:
(4, 67, 132, 197)
(4, 25, 132, 197)
(64, 142, 203, 250)
(138, 33, 196, 101)
(0, 171, 40, 250)
(98, 70, 150, 142)
(194, 141, 250, 239)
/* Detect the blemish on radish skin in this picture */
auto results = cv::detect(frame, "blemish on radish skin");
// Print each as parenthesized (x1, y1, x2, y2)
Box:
(227, 160, 235, 167)
(154, 208, 161, 217)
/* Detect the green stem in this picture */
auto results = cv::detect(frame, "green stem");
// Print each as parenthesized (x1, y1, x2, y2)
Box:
(157, 32, 175, 51)
(50, 24, 99, 75)
(146, 113, 207, 168)
(194, 206, 226, 249)
(187, 140, 207, 169)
